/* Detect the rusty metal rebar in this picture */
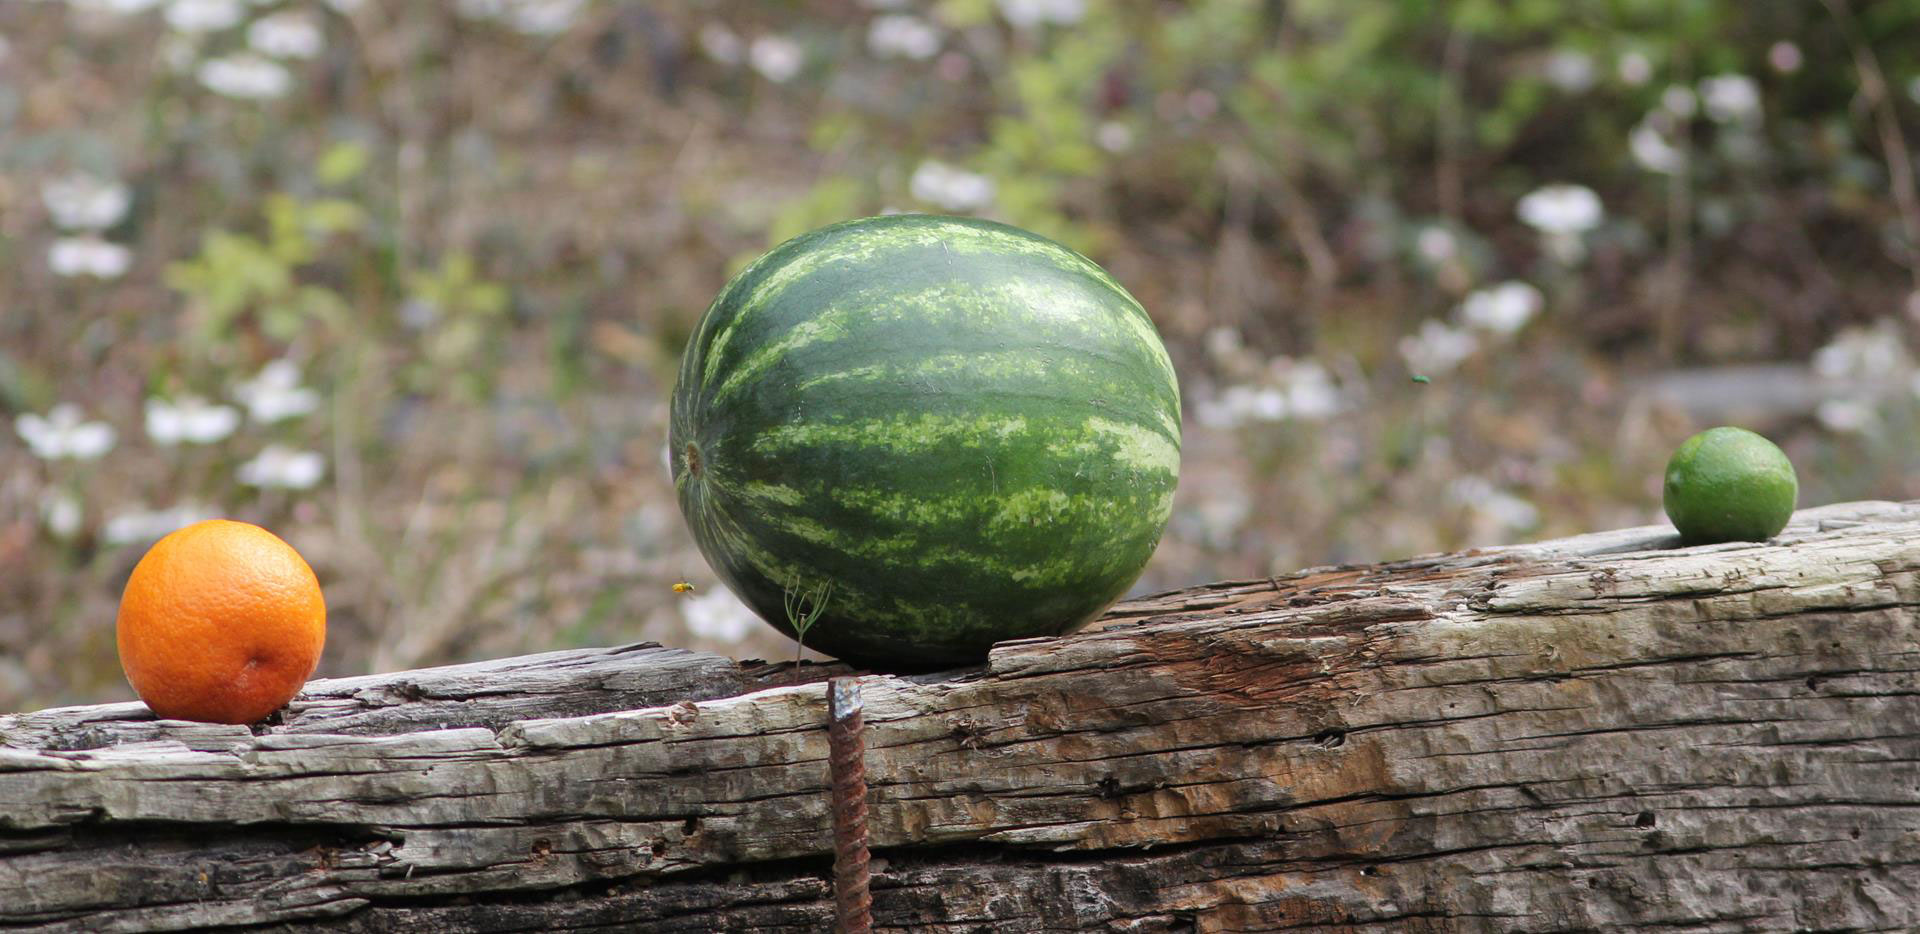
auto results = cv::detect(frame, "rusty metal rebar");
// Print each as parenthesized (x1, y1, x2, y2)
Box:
(827, 677, 872, 934)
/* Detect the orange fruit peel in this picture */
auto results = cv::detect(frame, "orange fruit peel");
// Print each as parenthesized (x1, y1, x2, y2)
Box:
(115, 519, 327, 724)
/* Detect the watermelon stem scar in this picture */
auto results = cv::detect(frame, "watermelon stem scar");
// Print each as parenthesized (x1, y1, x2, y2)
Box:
(684, 443, 702, 476)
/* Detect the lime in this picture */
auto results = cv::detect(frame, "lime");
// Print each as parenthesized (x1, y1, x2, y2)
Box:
(1662, 427, 1798, 544)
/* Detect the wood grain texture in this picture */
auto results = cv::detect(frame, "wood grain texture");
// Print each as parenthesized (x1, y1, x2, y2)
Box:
(3, 500, 1918, 932)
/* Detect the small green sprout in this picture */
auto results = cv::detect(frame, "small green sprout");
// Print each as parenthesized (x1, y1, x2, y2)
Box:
(782, 579, 834, 671)
(1411, 374, 1431, 384)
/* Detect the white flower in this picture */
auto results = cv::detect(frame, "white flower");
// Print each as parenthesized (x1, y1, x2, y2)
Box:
(1449, 476, 1539, 531)
(247, 12, 323, 59)
(164, 0, 242, 32)
(234, 359, 321, 423)
(41, 491, 83, 540)
(1661, 84, 1698, 119)
(1699, 74, 1761, 124)
(42, 172, 131, 231)
(1415, 226, 1457, 263)
(1768, 41, 1802, 74)
(997, 0, 1044, 27)
(1198, 384, 1287, 428)
(1617, 50, 1652, 86)
(1398, 320, 1478, 376)
(1816, 398, 1876, 434)
(1095, 120, 1133, 153)
(399, 297, 439, 330)
(502, 0, 584, 36)
(867, 15, 940, 61)
(1236, 382, 1282, 418)
(908, 160, 995, 212)
(48, 236, 133, 278)
(67, 0, 153, 15)
(15, 405, 117, 461)
(103, 504, 217, 546)
(198, 53, 292, 99)
(698, 23, 743, 65)
(455, 0, 505, 18)
(748, 35, 803, 83)
(1241, 386, 1288, 421)
(1517, 184, 1603, 235)
(1811, 321, 1909, 382)
(1273, 359, 1342, 420)
(996, 0, 1084, 28)
(1188, 364, 1341, 427)
(1190, 486, 1250, 548)
(1044, 0, 1090, 24)
(1456, 281, 1542, 337)
(996, 0, 1048, 28)
(1204, 326, 1243, 361)
(1517, 185, 1604, 263)
(237, 445, 326, 489)
(1491, 491, 1542, 530)
(1630, 119, 1685, 174)
(1542, 49, 1595, 92)
(145, 396, 240, 445)
(680, 589, 760, 642)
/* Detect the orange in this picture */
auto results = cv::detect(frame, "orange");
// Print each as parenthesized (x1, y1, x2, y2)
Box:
(115, 519, 327, 724)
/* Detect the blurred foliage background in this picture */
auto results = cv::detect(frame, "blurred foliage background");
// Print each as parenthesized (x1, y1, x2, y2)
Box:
(4, 0, 1920, 711)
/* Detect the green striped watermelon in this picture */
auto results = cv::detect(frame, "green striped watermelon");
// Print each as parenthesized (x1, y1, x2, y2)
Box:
(669, 214, 1180, 671)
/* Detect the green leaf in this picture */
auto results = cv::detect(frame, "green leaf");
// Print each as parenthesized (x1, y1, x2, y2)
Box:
(262, 302, 305, 342)
(935, 0, 993, 27)
(296, 284, 351, 328)
(317, 142, 370, 186)
(304, 199, 367, 235)
(467, 281, 509, 317)
(263, 195, 313, 265)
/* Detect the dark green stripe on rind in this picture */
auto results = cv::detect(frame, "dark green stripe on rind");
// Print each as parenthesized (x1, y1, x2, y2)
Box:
(708, 411, 1175, 659)
(692, 216, 1176, 419)
(670, 214, 1179, 670)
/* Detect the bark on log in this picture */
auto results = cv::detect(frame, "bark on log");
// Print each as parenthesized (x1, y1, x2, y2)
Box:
(3, 500, 1919, 932)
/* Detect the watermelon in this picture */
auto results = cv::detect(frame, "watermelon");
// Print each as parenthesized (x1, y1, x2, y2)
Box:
(669, 214, 1180, 671)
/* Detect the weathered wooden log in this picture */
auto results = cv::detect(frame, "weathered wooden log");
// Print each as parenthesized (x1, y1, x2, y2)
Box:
(3, 500, 1918, 932)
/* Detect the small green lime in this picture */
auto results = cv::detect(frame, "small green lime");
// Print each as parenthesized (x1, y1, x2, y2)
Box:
(1662, 427, 1798, 544)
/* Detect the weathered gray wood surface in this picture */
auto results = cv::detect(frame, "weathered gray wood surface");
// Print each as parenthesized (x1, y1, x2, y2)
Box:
(3, 500, 1918, 932)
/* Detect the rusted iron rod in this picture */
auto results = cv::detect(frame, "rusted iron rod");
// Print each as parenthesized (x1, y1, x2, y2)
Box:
(827, 677, 872, 934)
